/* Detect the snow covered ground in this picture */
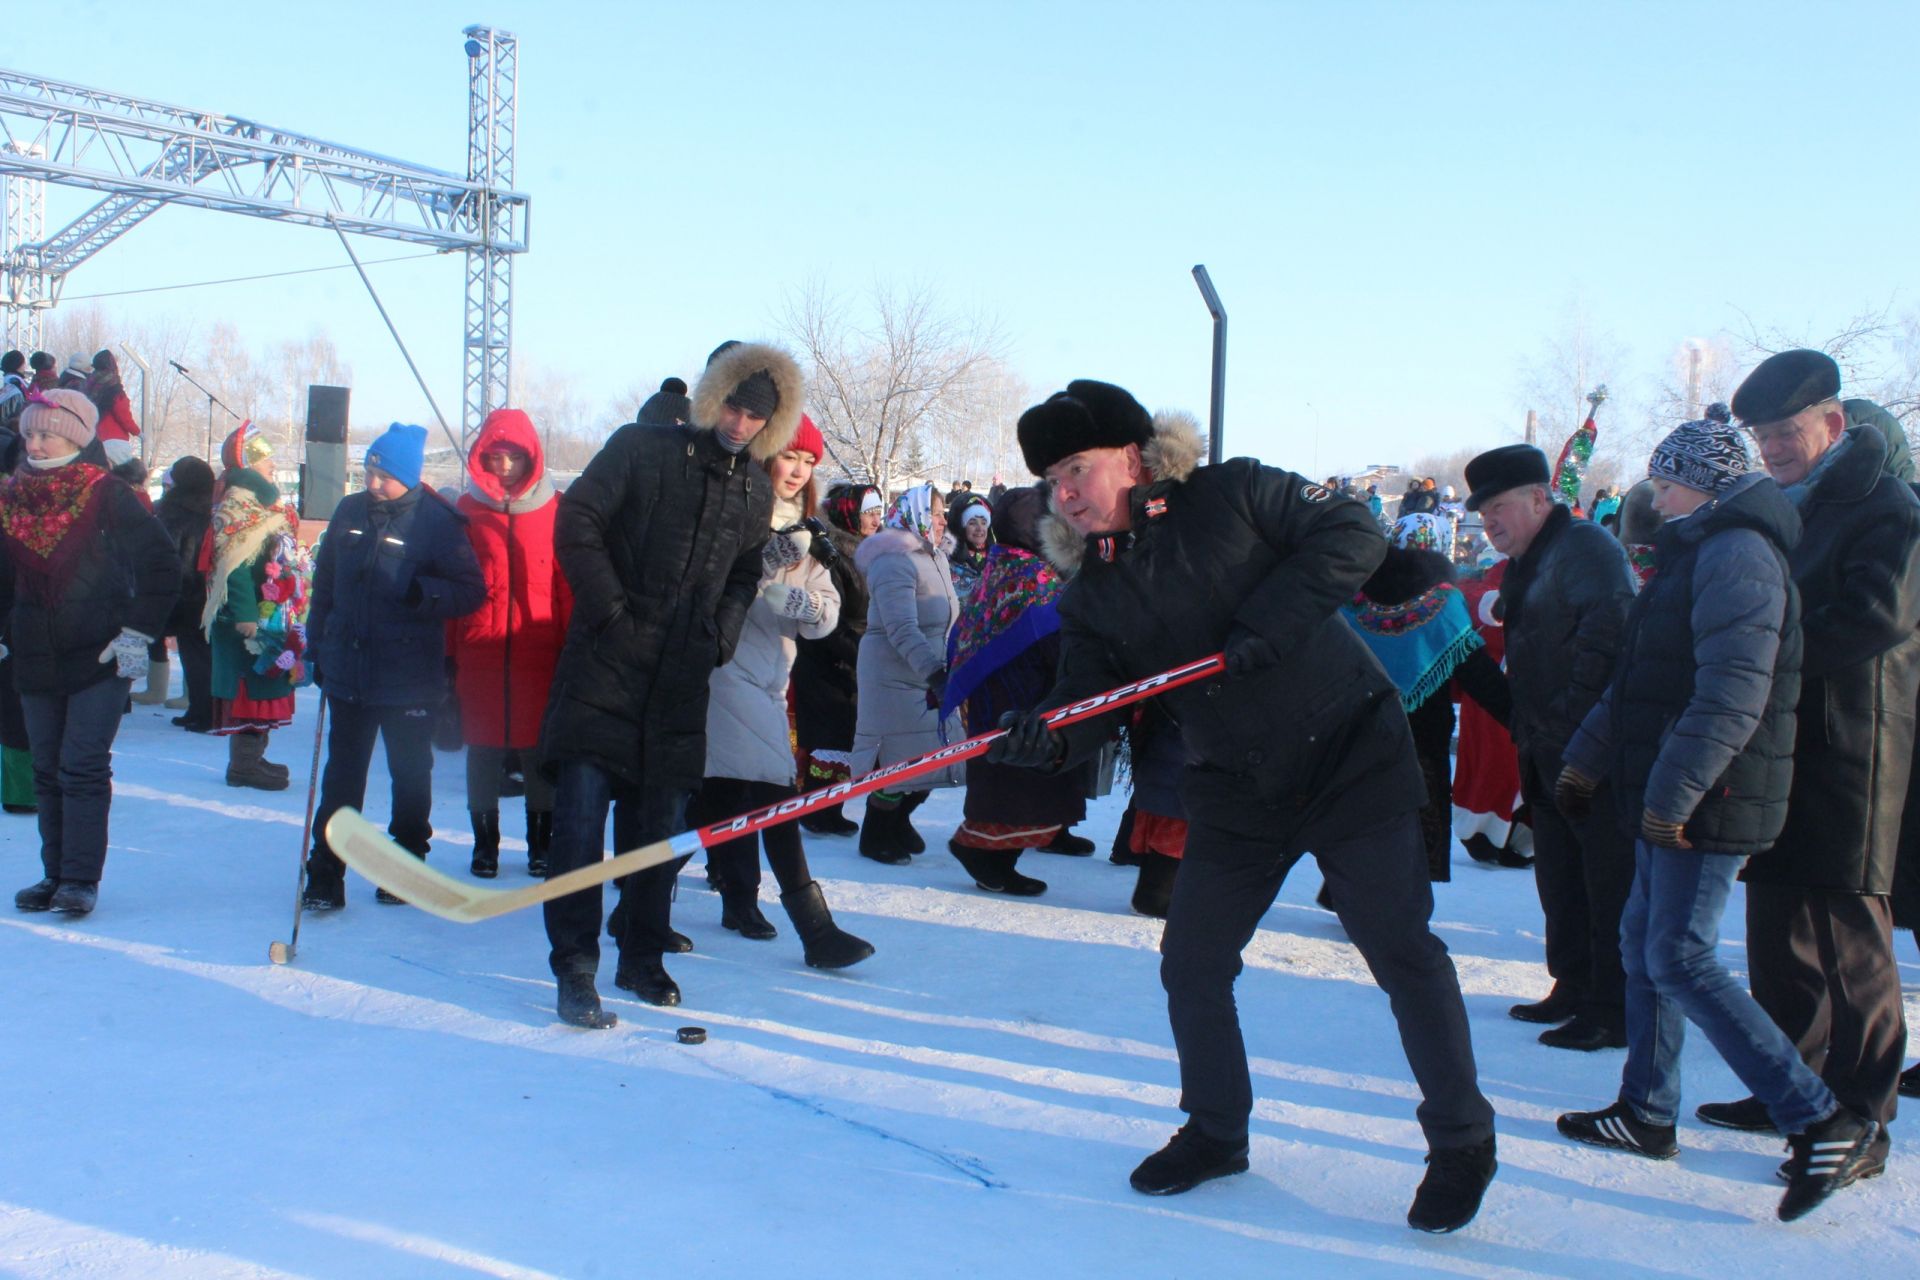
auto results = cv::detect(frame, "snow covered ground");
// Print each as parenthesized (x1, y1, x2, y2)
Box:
(3, 685, 1916, 1279)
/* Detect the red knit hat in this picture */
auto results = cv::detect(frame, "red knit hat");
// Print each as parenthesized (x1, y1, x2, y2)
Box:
(788, 413, 825, 462)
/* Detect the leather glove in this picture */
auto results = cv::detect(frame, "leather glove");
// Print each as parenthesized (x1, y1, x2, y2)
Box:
(1640, 811, 1693, 849)
(924, 667, 949, 709)
(984, 708, 1062, 769)
(759, 582, 825, 625)
(761, 527, 809, 574)
(1554, 765, 1598, 821)
(99, 628, 153, 680)
(1224, 627, 1279, 680)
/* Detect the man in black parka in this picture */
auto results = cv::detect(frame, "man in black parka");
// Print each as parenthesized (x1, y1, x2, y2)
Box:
(1693, 350, 1920, 1159)
(1467, 443, 1638, 1050)
(537, 341, 800, 1028)
(991, 381, 1496, 1234)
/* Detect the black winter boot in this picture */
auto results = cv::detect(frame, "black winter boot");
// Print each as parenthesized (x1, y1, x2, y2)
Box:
(14, 877, 59, 912)
(470, 809, 501, 879)
(302, 859, 346, 912)
(1407, 1136, 1497, 1233)
(1109, 804, 1143, 866)
(1129, 1123, 1250, 1195)
(50, 880, 98, 917)
(1039, 826, 1095, 856)
(859, 804, 911, 865)
(718, 876, 777, 940)
(949, 840, 1046, 896)
(1695, 1096, 1776, 1132)
(781, 881, 875, 969)
(895, 790, 929, 855)
(614, 955, 681, 1006)
(525, 808, 552, 877)
(226, 732, 290, 791)
(1539, 1012, 1627, 1051)
(556, 972, 617, 1029)
(800, 803, 860, 837)
(1508, 982, 1579, 1025)
(1131, 853, 1180, 919)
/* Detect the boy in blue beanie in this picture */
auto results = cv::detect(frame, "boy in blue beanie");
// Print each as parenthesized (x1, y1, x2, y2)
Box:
(302, 422, 486, 908)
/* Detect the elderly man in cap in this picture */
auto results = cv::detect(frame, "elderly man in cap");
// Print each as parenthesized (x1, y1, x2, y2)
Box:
(536, 340, 801, 1028)
(1464, 443, 1637, 1050)
(991, 381, 1497, 1233)
(1689, 349, 1920, 1177)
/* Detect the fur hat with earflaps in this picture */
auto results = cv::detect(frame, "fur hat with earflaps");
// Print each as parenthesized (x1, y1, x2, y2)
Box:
(691, 340, 805, 462)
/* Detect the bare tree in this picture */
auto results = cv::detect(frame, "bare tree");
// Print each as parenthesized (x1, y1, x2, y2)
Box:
(780, 279, 1008, 495)
(1734, 302, 1920, 421)
(1516, 300, 1640, 497)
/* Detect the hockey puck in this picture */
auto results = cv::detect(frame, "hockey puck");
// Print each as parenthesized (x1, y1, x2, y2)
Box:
(676, 1026, 707, 1045)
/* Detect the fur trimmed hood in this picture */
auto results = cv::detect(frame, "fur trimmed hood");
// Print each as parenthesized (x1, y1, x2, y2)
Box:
(690, 341, 805, 463)
(1039, 409, 1207, 577)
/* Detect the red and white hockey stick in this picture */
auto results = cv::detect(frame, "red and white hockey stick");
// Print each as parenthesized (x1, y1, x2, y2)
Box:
(323, 653, 1224, 923)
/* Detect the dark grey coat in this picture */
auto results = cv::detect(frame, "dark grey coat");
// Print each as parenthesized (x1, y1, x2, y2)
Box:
(1563, 474, 1802, 854)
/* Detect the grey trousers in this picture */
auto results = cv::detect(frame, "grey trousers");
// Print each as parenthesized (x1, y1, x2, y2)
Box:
(1162, 810, 1496, 1151)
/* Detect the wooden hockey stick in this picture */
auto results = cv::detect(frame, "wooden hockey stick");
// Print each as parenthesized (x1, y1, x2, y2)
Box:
(323, 653, 1225, 923)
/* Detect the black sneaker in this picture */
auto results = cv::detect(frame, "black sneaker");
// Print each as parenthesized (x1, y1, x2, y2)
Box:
(1508, 984, 1579, 1024)
(1778, 1109, 1878, 1222)
(1128, 1123, 1250, 1195)
(13, 877, 58, 912)
(1557, 1101, 1678, 1159)
(556, 973, 617, 1030)
(1776, 1128, 1889, 1184)
(1696, 1096, 1777, 1133)
(613, 955, 682, 1007)
(1900, 1063, 1920, 1100)
(1407, 1136, 1497, 1233)
(1538, 1014, 1626, 1051)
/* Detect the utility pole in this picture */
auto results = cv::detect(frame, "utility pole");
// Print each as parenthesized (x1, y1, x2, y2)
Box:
(1686, 344, 1702, 418)
(1525, 409, 1538, 447)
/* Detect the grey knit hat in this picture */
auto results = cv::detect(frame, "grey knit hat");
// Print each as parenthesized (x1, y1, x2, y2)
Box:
(1648, 419, 1752, 494)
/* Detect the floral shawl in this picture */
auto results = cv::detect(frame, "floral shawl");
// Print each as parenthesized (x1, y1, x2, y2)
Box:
(941, 543, 1063, 730)
(0, 461, 113, 603)
(203, 468, 314, 684)
(1342, 582, 1483, 712)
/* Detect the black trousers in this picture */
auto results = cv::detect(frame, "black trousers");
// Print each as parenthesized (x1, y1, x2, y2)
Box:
(1525, 766, 1636, 1018)
(1747, 882, 1906, 1127)
(691, 777, 812, 895)
(172, 625, 213, 726)
(307, 700, 437, 887)
(20, 676, 130, 883)
(1162, 810, 1495, 1151)
(543, 757, 690, 977)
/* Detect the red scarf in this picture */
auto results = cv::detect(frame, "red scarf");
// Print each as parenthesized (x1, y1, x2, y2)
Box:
(0, 461, 113, 603)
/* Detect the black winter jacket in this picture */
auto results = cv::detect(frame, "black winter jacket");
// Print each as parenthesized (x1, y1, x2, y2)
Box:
(308, 485, 486, 706)
(1, 468, 177, 697)
(793, 522, 867, 751)
(1043, 433, 1425, 857)
(152, 486, 212, 637)
(540, 424, 770, 794)
(1746, 426, 1920, 894)
(1564, 474, 1803, 855)
(1498, 503, 1636, 794)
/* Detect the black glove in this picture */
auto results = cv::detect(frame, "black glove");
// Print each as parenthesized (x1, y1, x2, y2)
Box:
(985, 709, 1062, 770)
(1554, 765, 1597, 821)
(1224, 627, 1279, 680)
(925, 667, 949, 709)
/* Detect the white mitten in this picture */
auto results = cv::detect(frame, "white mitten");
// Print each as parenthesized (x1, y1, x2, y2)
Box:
(760, 527, 809, 574)
(99, 629, 153, 680)
(758, 583, 824, 625)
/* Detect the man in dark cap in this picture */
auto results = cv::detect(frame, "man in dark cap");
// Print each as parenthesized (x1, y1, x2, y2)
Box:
(536, 339, 802, 1027)
(991, 380, 1497, 1233)
(636, 376, 691, 427)
(1690, 349, 1920, 1176)
(1465, 442, 1637, 1050)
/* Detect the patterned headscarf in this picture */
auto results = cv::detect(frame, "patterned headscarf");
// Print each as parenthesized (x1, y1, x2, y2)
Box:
(886, 482, 940, 543)
(1391, 512, 1449, 554)
(825, 482, 880, 535)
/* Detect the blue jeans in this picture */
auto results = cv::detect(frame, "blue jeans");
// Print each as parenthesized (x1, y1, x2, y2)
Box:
(20, 675, 131, 883)
(541, 759, 689, 978)
(1618, 839, 1836, 1133)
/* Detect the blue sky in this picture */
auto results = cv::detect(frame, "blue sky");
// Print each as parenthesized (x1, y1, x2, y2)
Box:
(16, 0, 1918, 473)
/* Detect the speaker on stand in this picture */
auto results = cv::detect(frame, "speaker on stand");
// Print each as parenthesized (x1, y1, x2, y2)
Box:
(300, 384, 350, 522)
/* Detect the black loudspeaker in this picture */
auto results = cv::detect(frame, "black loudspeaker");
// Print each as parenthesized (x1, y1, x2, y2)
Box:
(306, 384, 350, 444)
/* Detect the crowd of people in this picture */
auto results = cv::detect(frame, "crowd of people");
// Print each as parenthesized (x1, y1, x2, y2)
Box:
(4, 339, 1920, 1236)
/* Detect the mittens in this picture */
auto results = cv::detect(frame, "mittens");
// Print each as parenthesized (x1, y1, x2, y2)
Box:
(761, 527, 810, 574)
(759, 582, 824, 625)
(98, 629, 153, 680)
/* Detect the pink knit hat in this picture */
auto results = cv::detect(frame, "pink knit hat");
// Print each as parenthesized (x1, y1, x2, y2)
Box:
(19, 387, 98, 452)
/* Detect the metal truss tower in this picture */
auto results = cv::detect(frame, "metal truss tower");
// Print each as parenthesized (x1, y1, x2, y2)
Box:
(1, 143, 47, 351)
(463, 26, 517, 437)
(0, 32, 527, 441)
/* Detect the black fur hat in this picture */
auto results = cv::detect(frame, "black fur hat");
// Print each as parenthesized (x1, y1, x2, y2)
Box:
(1016, 379, 1154, 475)
(1463, 444, 1551, 512)
(1730, 349, 1840, 425)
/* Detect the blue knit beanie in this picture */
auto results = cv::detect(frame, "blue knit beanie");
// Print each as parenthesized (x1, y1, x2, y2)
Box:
(365, 422, 427, 489)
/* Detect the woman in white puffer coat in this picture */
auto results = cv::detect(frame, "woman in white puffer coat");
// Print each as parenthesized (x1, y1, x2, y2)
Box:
(695, 416, 873, 969)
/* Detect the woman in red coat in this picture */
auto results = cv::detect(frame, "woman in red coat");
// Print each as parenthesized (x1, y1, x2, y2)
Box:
(87, 350, 140, 443)
(450, 408, 571, 879)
